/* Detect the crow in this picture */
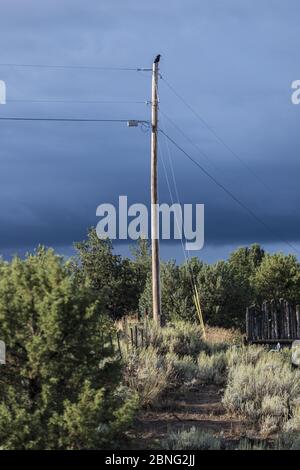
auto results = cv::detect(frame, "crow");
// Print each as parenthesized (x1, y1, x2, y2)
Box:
(154, 54, 161, 63)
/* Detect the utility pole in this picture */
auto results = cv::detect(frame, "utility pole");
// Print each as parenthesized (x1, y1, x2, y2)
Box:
(151, 54, 161, 326)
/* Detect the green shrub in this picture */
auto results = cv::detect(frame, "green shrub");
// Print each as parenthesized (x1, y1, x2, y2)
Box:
(161, 427, 222, 450)
(0, 248, 136, 450)
(283, 405, 300, 433)
(277, 431, 300, 450)
(162, 321, 204, 357)
(260, 415, 282, 437)
(236, 439, 267, 450)
(197, 351, 228, 385)
(141, 319, 204, 357)
(226, 345, 265, 368)
(223, 349, 300, 434)
(123, 346, 173, 407)
(166, 353, 199, 386)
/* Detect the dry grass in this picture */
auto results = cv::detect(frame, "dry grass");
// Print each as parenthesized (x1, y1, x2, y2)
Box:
(197, 351, 228, 385)
(205, 326, 242, 345)
(161, 427, 222, 450)
(122, 346, 173, 407)
(223, 347, 300, 436)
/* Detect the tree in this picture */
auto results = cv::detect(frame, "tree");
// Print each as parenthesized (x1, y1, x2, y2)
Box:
(227, 244, 265, 318)
(0, 247, 137, 449)
(251, 253, 300, 304)
(197, 261, 248, 329)
(229, 244, 265, 279)
(139, 257, 204, 323)
(130, 238, 152, 306)
(74, 229, 140, 319)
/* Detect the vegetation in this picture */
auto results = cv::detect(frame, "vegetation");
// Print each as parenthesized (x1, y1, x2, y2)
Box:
(0, 247, 137, 449)
(1, 230, 300, 449)
(223, 346, 300, 436)
(162, 427, 222, 450)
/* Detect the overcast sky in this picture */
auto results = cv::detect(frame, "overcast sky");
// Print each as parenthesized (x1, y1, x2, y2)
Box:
(0, 0, 299, 263)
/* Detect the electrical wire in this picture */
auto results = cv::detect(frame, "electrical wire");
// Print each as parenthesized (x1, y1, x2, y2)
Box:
(0, 63, 151, 72)
(0, 116, 149, 123)
(159, 109, 206, 334)
(160, 108, 218, 172)
(159, 128, 300, 256)
(7, 99, 148, 104)
(161, 76, 272, 192)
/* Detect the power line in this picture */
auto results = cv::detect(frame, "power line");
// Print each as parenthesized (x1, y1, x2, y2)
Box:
(0, 63, 151, 72)
(8, 99, 148, 104)
(160, 108, 218, 172)
(159, 129, 300, 256)
(0, 116, 149, 123)
(161, 76, 272, 192)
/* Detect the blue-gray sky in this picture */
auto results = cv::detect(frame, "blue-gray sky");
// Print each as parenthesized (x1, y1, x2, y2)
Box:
(0, 0, 299, 263)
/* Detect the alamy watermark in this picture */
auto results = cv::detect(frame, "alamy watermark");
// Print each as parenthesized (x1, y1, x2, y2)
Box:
(95, 196, 204, 251)
(0, 80, 6, 104)
(291, 80, 300, 104)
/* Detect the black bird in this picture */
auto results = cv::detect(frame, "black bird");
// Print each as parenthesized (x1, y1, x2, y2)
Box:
(154, 54, 161, 63)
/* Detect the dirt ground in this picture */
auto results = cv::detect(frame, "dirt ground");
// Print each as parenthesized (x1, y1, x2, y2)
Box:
(129, 384, 251, 449)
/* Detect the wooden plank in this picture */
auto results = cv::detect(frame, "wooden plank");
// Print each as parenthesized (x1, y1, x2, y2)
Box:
(271, 300, 277, 339)
(290, 305, 296, 339)
(276, 300, 281, 338)
(117, 331, 122, 357)
(257, 305, 262, 340)
(252, 309, 258, 340)
(285, 301, 291, 339)
(296, 305, 300, 338)
(250, 338, 295, 344)
(262, 302, 267, 339)
(246, 299, 300, 343)
(246, 307, 251, 341)
(280, 299, 285, 338)
(130, 327, 134, 347)
(265, 301, 271, 339)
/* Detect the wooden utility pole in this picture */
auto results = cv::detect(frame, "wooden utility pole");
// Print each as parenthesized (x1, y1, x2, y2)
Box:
(151, 55, 161, 326)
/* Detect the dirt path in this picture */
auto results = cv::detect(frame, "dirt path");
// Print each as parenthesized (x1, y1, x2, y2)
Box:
(130, 385, 247, 448)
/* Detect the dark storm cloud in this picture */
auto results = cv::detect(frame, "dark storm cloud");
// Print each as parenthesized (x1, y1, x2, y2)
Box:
(0, 0, 300, 257)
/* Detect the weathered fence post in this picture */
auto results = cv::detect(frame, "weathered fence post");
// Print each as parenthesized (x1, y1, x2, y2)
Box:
(247, 299, 300, 343)
(296, 305, 300, 338)
(279, 299, 285, 339)
(134, 325, 138, 348)
(116, 331, 122, 357)
(246, 307, 250, 342)
(285, 301, 291, 339)
(270, 300, 277, 339)
(291, 304, 297, 339)
(130, 327, 134, 347)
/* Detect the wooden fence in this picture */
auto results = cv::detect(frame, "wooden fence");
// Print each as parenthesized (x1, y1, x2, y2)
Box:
(246, 299, 300, 343)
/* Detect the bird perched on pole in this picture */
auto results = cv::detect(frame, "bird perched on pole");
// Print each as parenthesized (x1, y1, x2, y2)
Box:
(154, 54, 161, 63)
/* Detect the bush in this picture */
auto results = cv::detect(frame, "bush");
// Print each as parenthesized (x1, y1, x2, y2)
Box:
(166, 353, 199, 386)
(277, 431, 300, 450)
(205, 326, 242, 344)
(161, 427, 222, 450)
(123, 346, 173, 407)
(137, 320, 204, 357)
(162, 321, 204, 357)
(197, 351, 228, 385)
(283, 405, 300, 433)
(222, 348, 300, 434)
(226, 344, 266, 368)
(236, 439, 267, 450)
(0, 248, 137, 449)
